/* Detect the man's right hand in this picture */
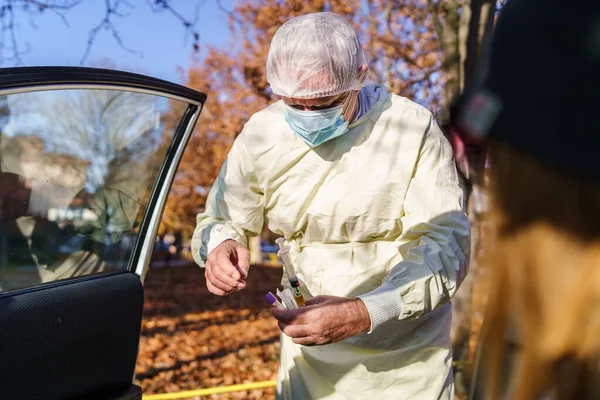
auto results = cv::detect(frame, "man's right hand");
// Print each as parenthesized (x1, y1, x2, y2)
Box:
(205, 239, 251, 296)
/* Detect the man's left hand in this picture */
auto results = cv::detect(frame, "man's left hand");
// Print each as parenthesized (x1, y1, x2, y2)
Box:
(272, 295, 371, 346)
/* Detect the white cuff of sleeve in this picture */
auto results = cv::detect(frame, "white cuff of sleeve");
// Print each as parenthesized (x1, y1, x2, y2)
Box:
(357, 282, 404, 333)
(206, 226, 239, 255)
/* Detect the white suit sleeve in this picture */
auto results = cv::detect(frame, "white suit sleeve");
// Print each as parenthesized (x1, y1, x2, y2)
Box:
(357, 120, 471, 330)
(191, 129, 264, 268)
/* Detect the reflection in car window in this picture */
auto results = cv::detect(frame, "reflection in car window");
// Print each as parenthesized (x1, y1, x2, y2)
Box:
(0, 89, 186, 293)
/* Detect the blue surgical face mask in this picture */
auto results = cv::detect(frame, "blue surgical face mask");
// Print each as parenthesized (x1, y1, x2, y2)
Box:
(284, 104, 349, 147)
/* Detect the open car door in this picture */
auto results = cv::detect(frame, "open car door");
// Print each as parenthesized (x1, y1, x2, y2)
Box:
(0, 67, 206, 400)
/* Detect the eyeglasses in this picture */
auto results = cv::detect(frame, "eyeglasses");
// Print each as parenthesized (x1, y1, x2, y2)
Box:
(282, 92, 350, 111)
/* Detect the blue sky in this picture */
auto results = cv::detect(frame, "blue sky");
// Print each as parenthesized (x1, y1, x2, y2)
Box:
(0, 0, 235, 83)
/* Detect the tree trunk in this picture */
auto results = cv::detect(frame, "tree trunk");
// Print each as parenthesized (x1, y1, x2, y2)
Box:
(429, 0, 461, 124)
(435, 1, 497, 397)
(463, 0, 496, 91)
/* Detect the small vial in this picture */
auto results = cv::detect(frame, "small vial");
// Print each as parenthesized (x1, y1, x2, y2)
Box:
(265, 292, 286, 310)
(289, 277, 305, 307)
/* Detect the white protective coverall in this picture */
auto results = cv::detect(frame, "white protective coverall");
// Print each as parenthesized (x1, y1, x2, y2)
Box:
(191, 84, 471, 399)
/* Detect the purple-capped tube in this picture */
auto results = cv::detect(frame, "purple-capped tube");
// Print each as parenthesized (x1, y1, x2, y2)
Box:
(265, 292, 286, 310)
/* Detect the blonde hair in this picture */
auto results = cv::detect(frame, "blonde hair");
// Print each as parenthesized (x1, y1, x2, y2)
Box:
(482, 142, 600, 399)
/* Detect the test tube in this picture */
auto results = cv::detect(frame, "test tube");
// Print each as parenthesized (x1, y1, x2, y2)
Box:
(288, 277, 305, 307)
(265, 292, 286, 310)
(277, 288, 298, 310)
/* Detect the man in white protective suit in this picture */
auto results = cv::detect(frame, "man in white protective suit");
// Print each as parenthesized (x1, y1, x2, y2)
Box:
(192, 12, 471, 400)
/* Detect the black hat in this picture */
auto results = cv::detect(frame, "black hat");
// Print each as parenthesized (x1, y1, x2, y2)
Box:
(456, 0, 600, 183)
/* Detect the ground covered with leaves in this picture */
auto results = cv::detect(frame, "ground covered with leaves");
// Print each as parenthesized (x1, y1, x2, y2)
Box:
(135, 263, 283, 399)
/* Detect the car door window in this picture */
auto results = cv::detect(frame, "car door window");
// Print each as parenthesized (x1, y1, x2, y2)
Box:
(0, 89, 187, 293)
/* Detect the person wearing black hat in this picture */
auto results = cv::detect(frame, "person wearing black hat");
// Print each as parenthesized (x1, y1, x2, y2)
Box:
(449, 0, 600, 398)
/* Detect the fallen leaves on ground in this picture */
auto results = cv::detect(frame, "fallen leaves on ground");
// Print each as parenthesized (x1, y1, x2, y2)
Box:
(135, 263, 283, 399)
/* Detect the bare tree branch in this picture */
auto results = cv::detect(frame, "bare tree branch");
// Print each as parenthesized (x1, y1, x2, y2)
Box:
(400, 65, 442, 88)
(216, 0, 242, 25)
(150, 0, 195, 28)
(79, 0, 142, 65)
(27, 9, 38, 29)
(146, 0, 203, 50)
(0, 0, 205, 66)
(1, 0, 79, 65)
(1, 1, 80, 65)
(5, 2, 27, 65)
(22, 0, 81, 10)
(24, 0, 80, 28)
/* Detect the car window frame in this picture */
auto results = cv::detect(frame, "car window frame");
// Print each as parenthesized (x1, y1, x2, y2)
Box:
(0, 66, 205, 290)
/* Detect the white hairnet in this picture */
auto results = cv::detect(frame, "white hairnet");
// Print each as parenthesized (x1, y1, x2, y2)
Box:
(266, 12, 369, 100)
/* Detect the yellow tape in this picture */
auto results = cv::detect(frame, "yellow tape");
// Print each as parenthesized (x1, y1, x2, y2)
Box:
(144, 361, 471, 399)
(142, 380, 277, 400)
